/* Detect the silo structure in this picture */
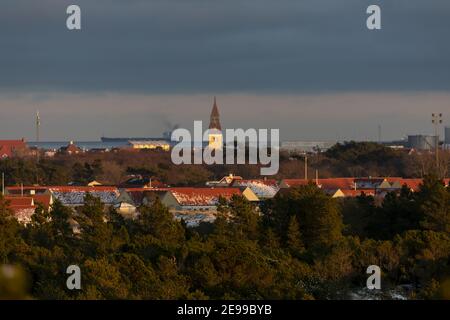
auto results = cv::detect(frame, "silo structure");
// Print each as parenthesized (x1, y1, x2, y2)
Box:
(407, 135, 438, 150)
(445, 127, 450, 148)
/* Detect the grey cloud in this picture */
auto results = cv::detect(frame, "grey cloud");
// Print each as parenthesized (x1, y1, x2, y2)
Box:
(0, 0, 449, 94)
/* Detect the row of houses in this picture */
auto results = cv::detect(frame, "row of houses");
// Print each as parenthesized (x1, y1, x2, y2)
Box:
(2, 185, 258, 226)
(0, 139, 84, 158)
(278, 177, 429, 197)
(206, 174, 449, 199)
(2, 175, 449, 226)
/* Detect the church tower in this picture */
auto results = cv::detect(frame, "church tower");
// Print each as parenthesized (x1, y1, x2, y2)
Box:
(208, 97, 223, 150)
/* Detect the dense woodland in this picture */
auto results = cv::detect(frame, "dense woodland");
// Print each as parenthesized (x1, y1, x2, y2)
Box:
(0, 142, 449, 300)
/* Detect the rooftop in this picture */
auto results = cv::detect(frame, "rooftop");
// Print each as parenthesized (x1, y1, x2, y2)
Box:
(0, 139, 28, 158)
(169, 187, 242, 206)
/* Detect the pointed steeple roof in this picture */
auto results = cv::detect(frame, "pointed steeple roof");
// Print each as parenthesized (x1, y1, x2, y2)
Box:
(209, 96, 221, 130)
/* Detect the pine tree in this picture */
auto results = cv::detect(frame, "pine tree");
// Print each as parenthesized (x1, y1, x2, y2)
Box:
(270, 184, 343, 250)
(418, 175, 450, 233)
(76, 193, 114, 257)
(138, 198, 185, 245)
(286, 215, 304, 254)
(0, 195, 21, 263)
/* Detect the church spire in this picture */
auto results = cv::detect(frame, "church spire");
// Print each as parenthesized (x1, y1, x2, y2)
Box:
(209, 96, 221, 130)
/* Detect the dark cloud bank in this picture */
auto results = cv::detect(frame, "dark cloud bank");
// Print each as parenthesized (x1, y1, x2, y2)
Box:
(1, 0, 449, 94)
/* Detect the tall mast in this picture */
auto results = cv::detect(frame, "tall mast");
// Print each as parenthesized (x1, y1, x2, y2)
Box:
(36, 110, 41, 143)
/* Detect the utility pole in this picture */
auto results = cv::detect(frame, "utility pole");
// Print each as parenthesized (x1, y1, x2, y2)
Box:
(304, 154, 308, 180)
(35, 110, 42, 185)
(432, 113, 443, 176)
(36, 110, 41, 163)
(378, 124, 381, 143)
(1, 172, 4, 196)
(36, 110, 40, 143)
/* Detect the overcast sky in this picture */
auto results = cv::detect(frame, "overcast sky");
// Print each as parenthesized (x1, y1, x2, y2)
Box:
(0, 0, 449, 141)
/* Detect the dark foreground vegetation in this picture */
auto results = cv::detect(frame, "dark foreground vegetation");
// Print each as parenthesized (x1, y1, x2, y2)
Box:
(0, 142, 449, 299)
(0, 174, 449, 300)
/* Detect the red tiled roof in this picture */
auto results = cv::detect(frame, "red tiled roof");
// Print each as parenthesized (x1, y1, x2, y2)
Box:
(124, 187, 169, 192)
(3, 196, 36, 223)
(5, 194, 49, 208)
(48, 186, 119, 192)
(31, 194, 52, 209)
(148, 180, 167, 188)
(4, 196, 34, 206)
(284, 177, 447, 194)
(6, 186, 49, 193)
(168, 187, 242, 206)
(59, 142, 82, 154)
(7, 185, 120, 193)
(281, 179, 310, 188)
(0, 140, 27, 158)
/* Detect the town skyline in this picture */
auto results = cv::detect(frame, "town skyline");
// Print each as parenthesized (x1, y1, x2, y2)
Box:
(1, 92, 449, 142)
